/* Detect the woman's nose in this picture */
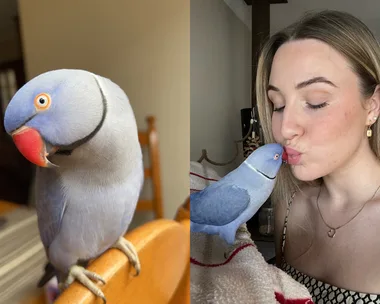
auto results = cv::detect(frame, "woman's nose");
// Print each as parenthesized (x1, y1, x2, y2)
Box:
(280, 107, 304, 141)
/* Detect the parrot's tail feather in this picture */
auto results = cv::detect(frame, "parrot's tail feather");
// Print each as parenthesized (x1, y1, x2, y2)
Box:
(190, 221, 220, 235)
(219, 226, 238, 245)
(37, 262, 57, 288)
(190, 221, 204, 233)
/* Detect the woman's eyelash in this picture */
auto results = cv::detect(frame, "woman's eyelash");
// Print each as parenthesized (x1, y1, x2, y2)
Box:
(272, 102, 328, 112)
(307, 102, 328, 109)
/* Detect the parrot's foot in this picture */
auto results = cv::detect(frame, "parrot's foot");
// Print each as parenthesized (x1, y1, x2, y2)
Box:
(61, 265, 106, 303)
(112, 237, 141, 276)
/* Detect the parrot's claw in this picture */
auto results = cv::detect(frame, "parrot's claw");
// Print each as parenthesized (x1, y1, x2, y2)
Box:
(112, 237, 141, 276)
(63, 265, 107, 303)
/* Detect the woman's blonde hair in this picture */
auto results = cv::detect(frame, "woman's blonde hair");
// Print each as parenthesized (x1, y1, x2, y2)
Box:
(256, 10, 380, 206)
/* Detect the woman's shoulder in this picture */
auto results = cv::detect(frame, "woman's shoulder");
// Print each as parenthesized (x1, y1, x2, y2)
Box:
(274, 183, 319, 218)
(288, 183, 320, 224)
(273, 183, 318, 261)
(294, 183, 320, 204)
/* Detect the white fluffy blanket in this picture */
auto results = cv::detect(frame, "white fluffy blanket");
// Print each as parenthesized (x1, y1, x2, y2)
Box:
(190, 161, 313, 304)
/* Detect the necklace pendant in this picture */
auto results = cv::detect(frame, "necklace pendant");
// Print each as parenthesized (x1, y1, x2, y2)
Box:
(327, 229, 336, 238)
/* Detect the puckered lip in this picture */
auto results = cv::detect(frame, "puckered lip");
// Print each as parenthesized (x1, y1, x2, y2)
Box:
(283, 146, 302, 165)
(284, 146, 301, 156)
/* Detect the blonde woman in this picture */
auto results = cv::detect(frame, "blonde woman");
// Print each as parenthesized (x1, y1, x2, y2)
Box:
(256, 10, 380, 303)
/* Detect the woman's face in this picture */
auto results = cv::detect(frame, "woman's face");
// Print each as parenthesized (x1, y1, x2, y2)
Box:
(268, 38, 374, 181)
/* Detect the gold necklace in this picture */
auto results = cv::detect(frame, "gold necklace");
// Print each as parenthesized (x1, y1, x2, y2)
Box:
(316, 184, 380, 238)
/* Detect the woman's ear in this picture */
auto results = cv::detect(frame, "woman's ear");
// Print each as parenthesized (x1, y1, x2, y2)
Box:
(366, 85, 380, 125)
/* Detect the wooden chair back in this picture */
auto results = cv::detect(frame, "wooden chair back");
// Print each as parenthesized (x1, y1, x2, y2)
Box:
(10, 198, 190, 304)
(137, 116, 164, 219)
(55, 216, 190, 303)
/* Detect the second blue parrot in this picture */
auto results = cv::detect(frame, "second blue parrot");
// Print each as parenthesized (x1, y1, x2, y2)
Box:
(190, 143, 284, 245)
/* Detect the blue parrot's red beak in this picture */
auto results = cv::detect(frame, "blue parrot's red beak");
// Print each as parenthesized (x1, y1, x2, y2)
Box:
(282, 149, 288, 163)
(11, 127, 57, 168)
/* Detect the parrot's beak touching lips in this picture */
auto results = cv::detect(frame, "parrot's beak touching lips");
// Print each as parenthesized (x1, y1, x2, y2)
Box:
(282, 149, 288, 164)
(11, 126, 58, 168)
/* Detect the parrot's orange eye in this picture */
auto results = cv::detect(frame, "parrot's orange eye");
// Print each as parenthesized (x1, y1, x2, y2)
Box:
(274, 153, 280, 160)
(34, 93, 51, 111)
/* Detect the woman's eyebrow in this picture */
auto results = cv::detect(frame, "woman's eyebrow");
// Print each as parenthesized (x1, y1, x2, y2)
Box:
(267, 84, 280, 92)
(295, 76, 338, 89)
(267, 76, 338, 92)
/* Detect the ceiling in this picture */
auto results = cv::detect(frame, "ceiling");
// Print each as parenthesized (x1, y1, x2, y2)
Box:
(222, 0, 287, 32)
(223, 0, 252, 30)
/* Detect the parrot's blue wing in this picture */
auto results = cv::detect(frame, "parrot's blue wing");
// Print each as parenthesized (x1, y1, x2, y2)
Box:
(190, 184, 250, 226)
(34, 167, 67, 250)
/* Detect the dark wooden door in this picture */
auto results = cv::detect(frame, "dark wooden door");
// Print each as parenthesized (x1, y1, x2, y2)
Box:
(244, 0, 287, 238)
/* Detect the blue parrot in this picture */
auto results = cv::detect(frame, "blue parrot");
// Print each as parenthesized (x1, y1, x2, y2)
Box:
(4, 69, 144, 302)
(190, 143, 284, 245)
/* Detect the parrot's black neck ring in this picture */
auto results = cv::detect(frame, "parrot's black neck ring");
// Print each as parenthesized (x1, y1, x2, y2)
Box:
(257, 169, 276, 180)
(54, 76, 108, 155)
(244, 161, 276, 180)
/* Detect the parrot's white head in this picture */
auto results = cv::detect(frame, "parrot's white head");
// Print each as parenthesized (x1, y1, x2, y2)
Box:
(4, 69, 112, 168)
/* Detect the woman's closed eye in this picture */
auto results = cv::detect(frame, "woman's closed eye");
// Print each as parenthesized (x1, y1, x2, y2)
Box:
(272, 101, 329, 112)
(267, 96, 285, 112)
(304, 91, 331, 110)
(273, 105, 285, 112)
(307, 101, 329, 110)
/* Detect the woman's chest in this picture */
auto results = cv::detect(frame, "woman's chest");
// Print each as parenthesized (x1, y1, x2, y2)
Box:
(284, 201, 380, 293)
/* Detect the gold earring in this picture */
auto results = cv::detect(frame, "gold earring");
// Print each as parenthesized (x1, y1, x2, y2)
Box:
(367, 116, 377, 137)
(367, 125, 373, 137)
